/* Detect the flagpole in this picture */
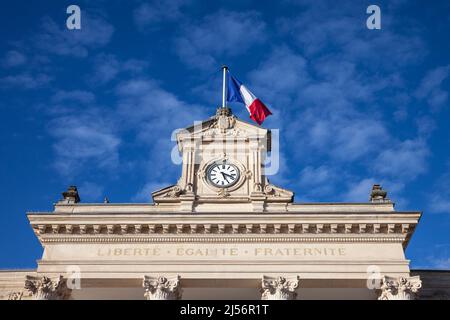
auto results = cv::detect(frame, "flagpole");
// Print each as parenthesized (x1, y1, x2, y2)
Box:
(222, 65, 227, 109)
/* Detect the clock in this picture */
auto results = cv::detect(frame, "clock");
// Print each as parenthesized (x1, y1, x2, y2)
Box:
(207, 161, 240, 188)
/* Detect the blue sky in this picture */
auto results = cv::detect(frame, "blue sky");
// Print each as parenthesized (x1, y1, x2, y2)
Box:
(0, 0, 449, 269)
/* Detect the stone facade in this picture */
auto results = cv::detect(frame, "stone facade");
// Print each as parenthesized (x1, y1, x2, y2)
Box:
(0, 108, 447, 300)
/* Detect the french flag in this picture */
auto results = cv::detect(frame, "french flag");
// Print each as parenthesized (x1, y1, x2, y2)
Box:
(226, 71, 272, 125)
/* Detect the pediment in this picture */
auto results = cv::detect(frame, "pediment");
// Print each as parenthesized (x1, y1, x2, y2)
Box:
(176, 108, 271, 151)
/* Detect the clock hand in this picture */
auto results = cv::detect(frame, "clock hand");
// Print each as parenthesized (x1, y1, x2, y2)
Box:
(220, 172, 231, 183)
(220, 172, 228, 182)
(222, 172, 234, 179)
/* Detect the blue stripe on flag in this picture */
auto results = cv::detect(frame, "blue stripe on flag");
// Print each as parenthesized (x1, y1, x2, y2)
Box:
(226, 71, 245, 104)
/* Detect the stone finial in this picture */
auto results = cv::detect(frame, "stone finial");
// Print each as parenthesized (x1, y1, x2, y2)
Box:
(143, 275, 182, 300)
(61, 186, 80, 204)
(370, 184, 389, 203)
(24, 275, 71, 300)
(378, 276, 422, 300)
(261, 275, 300, 300)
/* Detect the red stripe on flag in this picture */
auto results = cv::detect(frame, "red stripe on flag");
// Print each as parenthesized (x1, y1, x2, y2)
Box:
(248, 99, 272, 125)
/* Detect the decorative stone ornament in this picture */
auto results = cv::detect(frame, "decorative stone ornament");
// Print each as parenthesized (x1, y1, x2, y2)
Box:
(261, 275, 300, 300)
(143, 275, 182, 300)
(370, 184, 389, 203)
(24, 275, 71, 300)
(215, 106, 236, 132)
(378, 276, 422, 300)
(167, 185, 182, 198)
(60, 186, 80, 204)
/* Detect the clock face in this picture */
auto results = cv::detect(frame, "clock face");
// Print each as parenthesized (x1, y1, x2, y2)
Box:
(207, 162, 240, 188)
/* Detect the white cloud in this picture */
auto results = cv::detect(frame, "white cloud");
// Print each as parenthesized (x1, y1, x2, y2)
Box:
(332, 118, 389, 161)
(2, 50, 27, 68)
(342, 178, 406, 205)
(243, 44, 393, 166)
(429, 194, 450, 214)
(374, 139, 429, 180)
(174, 10, 267, 70)
(115, 78, 205, 129)
(286, 106, 390, 163)
(416, 65, 450, 98)
(429, 257, 450, 269)
(34, 13, 114, 57)
(91, 54, 120, 84)
(79, 182, 104, 202)
(45, 75, 205, 183)
(49, 110, 121, 176)
(89, 54, 148, 85)
(248, 46, 309, 105)
(132, 181, 172, 202)
(51, 90, 95, 104)
(114, 78, 207, 194)
(415, 65, 450, 110)
(428, 165, 450, 214)
(214, 0, 434, 208)
(278, 1, 425, 68)
(133, 0, 190, 29)
(0, 73, 52, 89)
(299, 165, 333, 186)
(297, 165, 337, 198)
(342, 178, 375, 202)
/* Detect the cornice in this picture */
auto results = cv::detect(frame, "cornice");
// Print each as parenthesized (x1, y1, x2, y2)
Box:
(27, 212, 421, 221)
(30, 220, 415, 246)
(39, 234, 407, 244)
(42, 201, 399, 214)
(28, 211, 420, 248)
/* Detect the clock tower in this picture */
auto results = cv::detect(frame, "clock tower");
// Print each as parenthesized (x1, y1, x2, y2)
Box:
(152, 107, 293, 212)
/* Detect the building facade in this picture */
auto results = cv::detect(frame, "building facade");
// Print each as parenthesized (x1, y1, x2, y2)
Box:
(1, 107, 449, 300)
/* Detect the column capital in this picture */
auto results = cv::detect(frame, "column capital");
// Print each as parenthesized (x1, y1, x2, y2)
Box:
(261, 275, 300, 300)
(143, 275, 182, 300)
(378, 275, 422, 300)
(24, 275, 71, 300)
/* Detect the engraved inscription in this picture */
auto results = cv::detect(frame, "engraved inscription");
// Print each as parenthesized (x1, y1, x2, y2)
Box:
(96, 246, 346, 258)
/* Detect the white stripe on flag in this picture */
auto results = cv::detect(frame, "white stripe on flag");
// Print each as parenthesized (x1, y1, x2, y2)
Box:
(239, 84, 257, 111)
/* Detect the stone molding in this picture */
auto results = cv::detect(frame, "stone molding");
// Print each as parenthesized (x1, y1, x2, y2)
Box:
(32, 222, 415, 236)
(24, 275, 71, 300)
(39, 235, 407, 244)
(261, 275, 300, 300)
(378, 275, 422, 300)
(143, 275, 182, 300)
